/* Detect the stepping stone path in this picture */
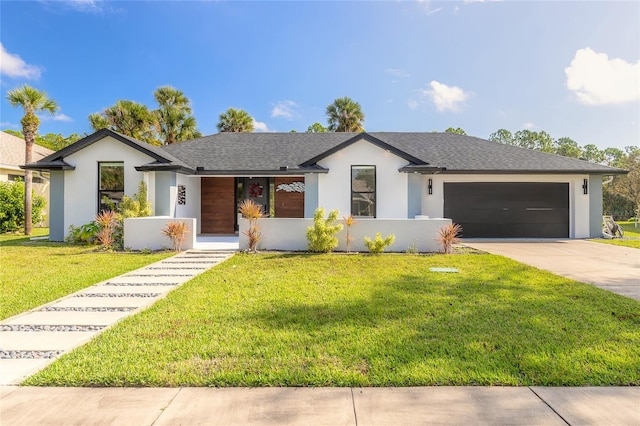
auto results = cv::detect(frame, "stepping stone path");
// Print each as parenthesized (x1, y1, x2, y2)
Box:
(0, 250, 234, 385)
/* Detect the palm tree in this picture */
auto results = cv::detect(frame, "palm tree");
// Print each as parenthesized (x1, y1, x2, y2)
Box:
(326, 97, 365, 132)
(217, 108, 254, 132)
(6, 84, 59, 235)
(153, 86, 202, 144)
(89, 100, 160, 145)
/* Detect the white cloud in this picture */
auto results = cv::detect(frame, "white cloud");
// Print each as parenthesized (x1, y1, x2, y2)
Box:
(565, 47, 640, 105)
(523, 122, 536, 130)
(38, 112, 73, 122)
(1, 122, 19, 128)
(0, 43, 41, 79)
(271, 100, 298, 119)
(422, 80, 470, 112)
(385, 68, 410, 78)
(417, 0, 442, 16)
(407, 100, 419, 110)
(252, 119, 271, 132)
(66, 0, 103, 12)
(38, 0, 115, 14)
(53, 113, 73, 122)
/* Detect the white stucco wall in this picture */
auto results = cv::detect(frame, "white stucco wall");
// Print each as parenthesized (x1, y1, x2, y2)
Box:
(316, 139, 409, 218)
(146, 171, 156, 213)
(175, 175, 202, 234)
(62, 136, 156, 234)
(421, 174, 592, 238)
(124, 217, 196, 251)
(239, 217, 451, 252)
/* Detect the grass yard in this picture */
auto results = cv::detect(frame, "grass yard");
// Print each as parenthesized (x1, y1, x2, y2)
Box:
(25, 253, 640, 387)
(591, 221, 640, 248)
(0, 230, 173, 320)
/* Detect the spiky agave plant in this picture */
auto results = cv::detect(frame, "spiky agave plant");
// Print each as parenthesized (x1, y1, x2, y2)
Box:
(437, 223, 462, 254)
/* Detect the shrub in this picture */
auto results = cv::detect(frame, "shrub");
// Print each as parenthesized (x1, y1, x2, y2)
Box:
(120, 181, 152, 218)
(0, 179, 46, 233)
(437, 223, 462, 254)
(162, 220, 190, 251)
(343, 214, 359, 253)
(364, 232, 395, 254)
(95, 210, 119, 250)
(66, 222, 100, 244)
(238, 199, 264, 252)
(307, 208, 343, 253)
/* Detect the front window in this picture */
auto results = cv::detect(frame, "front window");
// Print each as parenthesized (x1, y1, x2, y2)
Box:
(351, 165, 376, 217)
(98, 162, 124, 212)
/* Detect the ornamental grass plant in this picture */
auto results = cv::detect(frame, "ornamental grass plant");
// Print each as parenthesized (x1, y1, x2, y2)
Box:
(239, 199, 264, 252)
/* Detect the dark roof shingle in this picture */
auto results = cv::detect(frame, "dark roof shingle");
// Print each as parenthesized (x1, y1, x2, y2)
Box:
(162, 131, 624, 174)
(26, 129, 625, 175)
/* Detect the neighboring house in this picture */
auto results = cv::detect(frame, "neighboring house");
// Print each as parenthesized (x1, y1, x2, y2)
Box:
(0, 131, 54, 227)
(24, 128, 625, 243)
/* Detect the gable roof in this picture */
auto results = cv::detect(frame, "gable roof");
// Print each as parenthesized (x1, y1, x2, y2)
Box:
(367, 132, 623, 174)
(161, 132, 358, 174)
(0, 131, 54, 168)
(23, 129, 626, 175)
(163, 131, 624, 175)
(24, 128, 193, 172)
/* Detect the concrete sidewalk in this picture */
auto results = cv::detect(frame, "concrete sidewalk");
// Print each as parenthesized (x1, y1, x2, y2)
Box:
(463, 239, 640, 300)
(0, 250, 234, 385)
(1, 386, 638, 425)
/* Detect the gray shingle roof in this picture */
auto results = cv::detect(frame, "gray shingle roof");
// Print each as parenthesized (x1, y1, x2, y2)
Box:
(162, 132, 360, 173)
(25, 130, 625, 175)
(162, 131, 624, 175)
(368, 132, 622, 173)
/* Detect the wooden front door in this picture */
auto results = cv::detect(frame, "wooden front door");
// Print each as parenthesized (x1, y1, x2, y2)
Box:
(201, 177, 235, 234)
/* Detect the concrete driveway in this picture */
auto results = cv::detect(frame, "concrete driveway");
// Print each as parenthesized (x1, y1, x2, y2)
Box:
(462, 239, 640, 301)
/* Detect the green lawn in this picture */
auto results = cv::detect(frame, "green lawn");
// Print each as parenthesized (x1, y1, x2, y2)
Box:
(25, 253, 640, 387)
(0, 230, 173, 320)
(591, 220, 640, 248)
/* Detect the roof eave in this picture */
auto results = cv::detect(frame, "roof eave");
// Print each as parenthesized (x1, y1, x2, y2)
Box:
(21, 161, 76, 171)
(134, 164, 195, 174)
(194, 167, 329, 176)
(437, 169, 629, 175)
(399, 165, 447, 174)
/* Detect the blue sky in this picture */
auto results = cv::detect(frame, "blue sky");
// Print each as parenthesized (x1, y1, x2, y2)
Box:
(1, 0, 638, 150)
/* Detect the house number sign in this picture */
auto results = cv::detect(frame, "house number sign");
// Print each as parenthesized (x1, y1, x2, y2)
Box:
(276, 182, 305, 193)
(177, 185, 186, 205)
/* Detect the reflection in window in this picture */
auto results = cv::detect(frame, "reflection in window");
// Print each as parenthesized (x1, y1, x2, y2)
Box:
(98, 162, 124, 212)
(351, 165, 376, 217)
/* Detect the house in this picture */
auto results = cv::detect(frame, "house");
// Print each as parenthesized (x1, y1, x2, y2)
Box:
(24, 128, 624, 249)
(1, 131, 54, 227)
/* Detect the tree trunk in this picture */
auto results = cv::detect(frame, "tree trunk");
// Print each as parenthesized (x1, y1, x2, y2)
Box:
(22, 114, 38, 236)
(24, 141, 33, 236)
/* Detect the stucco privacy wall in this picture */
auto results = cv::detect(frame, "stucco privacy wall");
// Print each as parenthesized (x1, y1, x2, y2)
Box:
(239, 217, 452, 252)
(421, 174, 593, 238)
(62, 136, 155, 237)
(175, 174, 201, 234)
(124, 217, 196, 250)
(316, 139, 409, 218)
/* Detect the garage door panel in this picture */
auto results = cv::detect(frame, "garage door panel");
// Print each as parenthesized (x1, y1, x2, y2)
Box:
(444, 183, 569, 238)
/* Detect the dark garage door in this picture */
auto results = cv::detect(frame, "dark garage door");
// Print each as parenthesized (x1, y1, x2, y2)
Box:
(444, 182, 569, 238)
